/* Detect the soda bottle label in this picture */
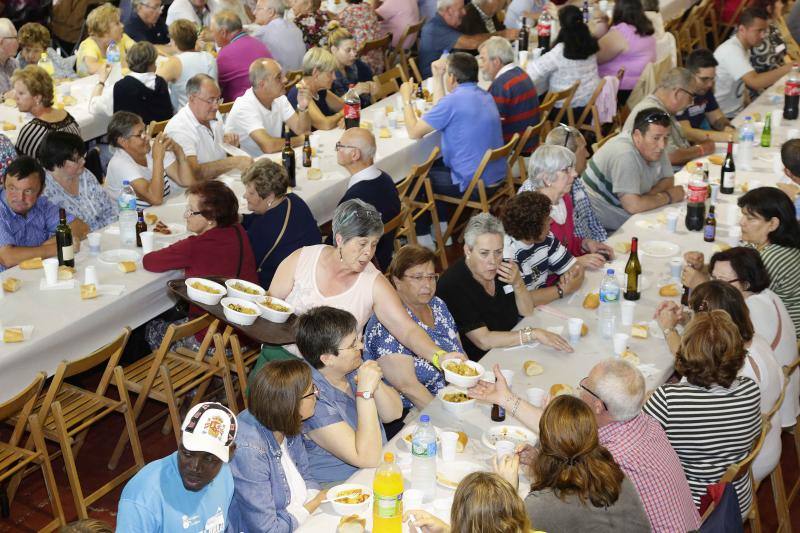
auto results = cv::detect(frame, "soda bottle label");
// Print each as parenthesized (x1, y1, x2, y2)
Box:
(344, 103, 360, 119)
(537, 22, 550, 36)
(411, 439, 436, 458)
(786, 80, 800, 96)
(687, 180, 708, 203)
(375, 493, 401, 518)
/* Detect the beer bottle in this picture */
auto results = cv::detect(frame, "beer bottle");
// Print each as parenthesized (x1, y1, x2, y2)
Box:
(703, 205, 717, 242)
(761, 112, 772, 147)
(282, 127, 296, 188)
(582, 0, 590, 23)
(720, 136, 736, 194)
(302, 134, 312, 167)
(135, 209, 147, 247)
(56, 208, 74, 267)
(491, 402, 506, 422)
(623, 237, 641, 300)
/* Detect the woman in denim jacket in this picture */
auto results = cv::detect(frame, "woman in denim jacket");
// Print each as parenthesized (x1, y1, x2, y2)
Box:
(228, 360, 328, 532)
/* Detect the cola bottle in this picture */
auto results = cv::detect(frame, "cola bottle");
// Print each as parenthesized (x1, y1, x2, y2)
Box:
(537, 12, 552, 52)
(343, 84, 361, 129)
(784, 66, 799, 120)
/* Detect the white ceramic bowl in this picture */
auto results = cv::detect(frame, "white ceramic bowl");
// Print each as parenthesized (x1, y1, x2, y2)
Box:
(185, 278, 226, 305)
(437, 386, 476, 416)
(442, 360, 485, 389)
(224, 278, 266, 302)
(220, 297, 260, 326)
(254, 296, 294, 323)
(328, 483, 372, 516)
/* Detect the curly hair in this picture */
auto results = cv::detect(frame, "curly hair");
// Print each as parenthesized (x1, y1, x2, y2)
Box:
(17, 22, 50, 51)
(187, 181, 239, 227)
(530, 395, 624, 508)
(87, 3, 121, 38)
(500, 191, 551, 242)
(450, 472, 532, 533)
(11, 65, 54, 108)
(169, 19, 199, 51)
(241, 159, 289, 199)
(676, 309, 746, 388)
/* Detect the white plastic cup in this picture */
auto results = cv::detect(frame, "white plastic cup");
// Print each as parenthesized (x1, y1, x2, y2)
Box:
(620, 301, 636, 326)
(726, 205, 740, 226)
(789, 128, 800, 140)
(567, 317, 583, 344)
(526, 387, 546, 407)
(440, 431, 459, 461)
(518, 50, 528, 67)
(728, 225, 743, 245)
(87, 232, 101, 255)
(773, 113, 782, 129)
(43, 258, 59, 286)
(495, 439, 515, 458)
(84, 265, 98, 286)
(613, 333, 629, 356)
(388, 111, 398, 128)
(669, 258, 683, 280)
(404, 489, 424, 510)
(311, 156, 321, 169)
(748, 179, 762, 190)
(500, 369, 515, 385)
(140, 231, 155, 254)
(710, 183, 720, 204)
(666, 211, 679, 233)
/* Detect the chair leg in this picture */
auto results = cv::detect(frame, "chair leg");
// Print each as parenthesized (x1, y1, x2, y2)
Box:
(770, 465, 791, 533)
(109, 388, 145, 470)
(749, 489, 762, 533)
(52, 402, 88, 520)
(159, 364, 184, 445)
(29, 414, 65, 530)
(114, 367, 145, 470)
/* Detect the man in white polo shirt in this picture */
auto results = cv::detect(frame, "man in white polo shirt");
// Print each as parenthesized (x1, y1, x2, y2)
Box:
(165, 74, 253, 180)
(714, 6, 793, 118)
(224, 58, 312, 156)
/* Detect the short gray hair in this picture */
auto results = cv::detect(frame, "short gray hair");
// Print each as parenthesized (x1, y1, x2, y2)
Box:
(545, 124, 582, 154)
(348, 130, 377, 161)
(249, 58, 280, 88)
(186, 73, 218, 96)
(464, 212, 504, 247)
(332, 199, 384, 244)
(525, 145, 576, 190)
(592, 359, 646, 421)
(0, 18, 15, 38)
(479, 36, 515, 65)
(263, 0, 287, 16)
(127, 41, 157, 73)
(212, 10, 243, 33)
(107, 111, 142, 147)
(658, 67, 694, 91)
(437, 0, 458, 11)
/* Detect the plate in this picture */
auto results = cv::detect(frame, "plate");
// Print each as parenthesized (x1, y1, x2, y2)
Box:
(436, 460, 481, 490)
(153, 223, 188, 238)
(99, 249, 142, 264)
(481, 425, 538, 450)
(1, 325, 34, 343)
(397, 424, 442, 450)
(639, 241, 680, 258)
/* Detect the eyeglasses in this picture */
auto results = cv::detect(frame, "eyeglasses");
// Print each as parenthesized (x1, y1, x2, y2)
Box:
(128, 129, 148, 140)
(141, 2, 164, 11)
(404, 273, 439, 283)
(336, 336, 363, 355)
(579, 377, 607, 411)
(678, 88, 698, 99)
(301, 383, 320, 400)
(184, 207, 203, 217)
(193, 95, 223, 106)
(710, 274, 740, 283)
(335, 142, 360, 152)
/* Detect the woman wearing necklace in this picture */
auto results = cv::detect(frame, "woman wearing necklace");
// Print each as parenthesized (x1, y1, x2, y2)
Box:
(241, 160, 321, 289)
(286, 48, 344, 131)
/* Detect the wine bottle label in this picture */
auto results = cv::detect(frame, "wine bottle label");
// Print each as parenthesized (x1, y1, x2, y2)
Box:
(61, 245, 74, 261)
(722, 171, 735, 188)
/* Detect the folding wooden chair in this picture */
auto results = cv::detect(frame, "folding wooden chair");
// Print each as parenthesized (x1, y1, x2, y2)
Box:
(509, 123, 541, 186)
(0, 373, 64, 531)
(396, 20, 425, 80)
(358, 33, 394, 72)
(395, 146, 448, 268)
(592, 127, 619, 153)
(719, 0, 751, 41)
(148, 119, 168, 136)
(217, 331, 262, 411)
(285, 70, 303, 91)
(30, 329, 144, 519)
(218, 101, 234, 115)
(539, 81, 579, 137)
(785, 355, 800, 507)
(408, 56, 423, 85)
(383, 204, 412, 257)
(108, 315, 236, 469)
(373, 65, 408, 101)
(574, 78, 607, 144)
(696, 0, 721, 48)
(434, 134, 520, 245)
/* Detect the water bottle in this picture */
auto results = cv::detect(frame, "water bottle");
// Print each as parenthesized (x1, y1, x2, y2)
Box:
(738, 116, 754, 170)
(118, 180, 137, 246)
(106, 40, 121, 64)
(598, 269, 620, 339)
(411, 415, 437, 501)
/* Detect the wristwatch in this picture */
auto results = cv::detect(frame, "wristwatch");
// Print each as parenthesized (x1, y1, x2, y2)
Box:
(355, 390, 374, 400)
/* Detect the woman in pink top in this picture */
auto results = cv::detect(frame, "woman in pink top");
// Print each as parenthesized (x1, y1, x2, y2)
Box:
(268, 199, 467, 365)
(596, 0, 656, 106)
(376, 0, 420, 49)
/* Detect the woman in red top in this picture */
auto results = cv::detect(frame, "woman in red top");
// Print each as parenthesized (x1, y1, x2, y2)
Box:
(519, 145, 609, 272)
(143, 180, 258, 349)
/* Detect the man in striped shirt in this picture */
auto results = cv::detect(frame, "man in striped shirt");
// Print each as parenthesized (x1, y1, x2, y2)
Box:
(478, 37, 540, 156)
(581, 359, 702, 532)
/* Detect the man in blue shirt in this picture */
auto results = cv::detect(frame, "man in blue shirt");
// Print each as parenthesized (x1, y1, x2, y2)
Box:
(117, 402, 238, 532)
(676, 48, 737, 143)
(125, 0, 170, 45)
(400, 52, 506, 233)
(0, 156, 88, 272)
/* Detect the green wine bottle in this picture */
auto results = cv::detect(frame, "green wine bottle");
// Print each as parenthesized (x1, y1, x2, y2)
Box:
(56, 208, 74, 267)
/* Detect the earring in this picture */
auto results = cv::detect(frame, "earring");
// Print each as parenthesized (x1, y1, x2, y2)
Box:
(338, 247, 344, 262)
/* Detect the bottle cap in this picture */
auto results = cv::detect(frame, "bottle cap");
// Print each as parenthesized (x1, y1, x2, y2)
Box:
(607, 268, 615, 275)
(122, 180, 130, 185)
(420, 414, 430, 423)
(384, 452, 394, 463)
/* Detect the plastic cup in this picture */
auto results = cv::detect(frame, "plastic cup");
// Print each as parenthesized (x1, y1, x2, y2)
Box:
(669, 258, 683, 280)
(87, 232, 101, 255)
(613, 333, 629, 356)
(495, 439, 515, 458)
(526, 387, 546, 407)
(388, 111, 398, 129)
(728, 225, 743, 245)
(440, 431, 459, 461)
(666, 211, 679, 233)
(500, 369, 515, 385)
(621, 300, 636, 326)
(140, 231, 155, 254)
(43, 257, 59, 286)
(567, 317, 583, 343)
(84, 265, 98, 286)
(311, 156, 321, 169)
(748, 179, 762, 190)
(726, 205, 740, 226)
(518, 50, 528, 67)
(773, 113, 782, 129)
(710, 183, 720, 204)
(404, 489, 424, 510)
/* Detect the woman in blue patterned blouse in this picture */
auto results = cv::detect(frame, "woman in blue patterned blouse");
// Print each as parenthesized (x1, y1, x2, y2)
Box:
(364, 245, 462, 410)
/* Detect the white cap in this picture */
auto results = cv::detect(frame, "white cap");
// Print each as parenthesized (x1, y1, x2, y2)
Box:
(180, 402, 237, 463)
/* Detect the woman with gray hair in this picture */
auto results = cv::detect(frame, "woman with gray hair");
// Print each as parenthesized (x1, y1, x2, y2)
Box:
(241, 159, 322, 288)
(89, 41, 173, 124)
(437, 212, 573, 360)
(263, 198, 468, 367)
(520, 144, 612, 270)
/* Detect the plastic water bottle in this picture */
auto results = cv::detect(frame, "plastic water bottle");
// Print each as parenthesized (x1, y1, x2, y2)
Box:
(411, 415, 437, 501)
(106, 40, 121, 64)
(118, 180, 137, 246)
(598, 268, 620, 339)
(738, 116, 755, 170)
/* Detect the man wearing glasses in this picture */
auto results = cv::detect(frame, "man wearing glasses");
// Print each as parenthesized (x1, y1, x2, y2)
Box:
(622, 67, 716, 169)
(0, 18, 18, 97)
(676, 49, 737, 144)
(582, 107, 685, 232)
(125, 0, 170, 45)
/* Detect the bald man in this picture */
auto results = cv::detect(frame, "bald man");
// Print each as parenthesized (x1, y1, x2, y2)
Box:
(336, 127, 401, 270)
(224, 58, 312, 156)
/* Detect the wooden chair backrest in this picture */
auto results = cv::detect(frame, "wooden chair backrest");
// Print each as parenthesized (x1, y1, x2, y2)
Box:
(285, 70, 303, 90)
(397, 19, 425, 53)
(542, 81, 579, 126)
(149, 119, 168, 136)
(509, 124, 538, 171)
(575, 77, 607, 128)
(0, 373, 45, 446)
(374, 65, 407, 100)
(383, 205, 411, 235)
(408, 56, 423, 85)
(218, 101, 234, 115)
(359, 33, 392, 56)
(397, 146, 441, 201)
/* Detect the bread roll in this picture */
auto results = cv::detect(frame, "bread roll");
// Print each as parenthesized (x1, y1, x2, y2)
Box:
(19, 257, 43, 269)
(523, 360, 544, 376)
(549, 383, 574, 397)
(659, 284, 680, 297)
(57, 266, 75, 280)
(379, 127, 391, 138)
(307, 168, 322, 180)
(631, 323, 649, 339)
(2, 277, 21, 292)
(580, 323, 589, 336)
(81, 283, 97, 300)
(144, 213, 158, 225)
(3, 328, 23, 343)
(621, 349, 640, 365)
(118, 261, 137, 273)
(337, 515, 366, 533)
(708, 154, 724, 165)
(456, 431, 468, 452)
(583, 292, 600, 309)
(614, 241, 631, 254)
(2, 122, 15, 131)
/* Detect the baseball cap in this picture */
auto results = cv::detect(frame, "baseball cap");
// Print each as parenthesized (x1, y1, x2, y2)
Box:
(181, 402, 237, 463)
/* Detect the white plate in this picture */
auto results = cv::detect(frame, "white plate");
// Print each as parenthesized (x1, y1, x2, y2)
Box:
(99, 249, 142, 264)
(436, 460, 481, 490)
(639, 241, 680, 258)
(482, 425, 538, 450)
(1, 325, 34, 343)
(397, 424, 442, 450)
(153, 223, 188, 238)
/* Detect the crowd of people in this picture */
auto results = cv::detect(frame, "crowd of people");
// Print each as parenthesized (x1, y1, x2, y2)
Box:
(0, 0, 798, 531)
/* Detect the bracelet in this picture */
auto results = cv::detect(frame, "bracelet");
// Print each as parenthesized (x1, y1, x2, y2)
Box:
(432, 349, 446, 369)
(519, 329, 524, 346)
(661, 191, 671, 205)
(509, 395, 522, 418)
(98, 81, 105, 86)
(556, 284, 564, 299)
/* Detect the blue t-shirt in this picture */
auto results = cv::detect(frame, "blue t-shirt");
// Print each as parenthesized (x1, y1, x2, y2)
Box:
(675, 92, 720, 129)
(117, 451, 234, 533)
(418, 14, 462, 78)
(422, 83, 506, 191)
(302, 367, 388, 484)
(287, 86, 335, 117)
